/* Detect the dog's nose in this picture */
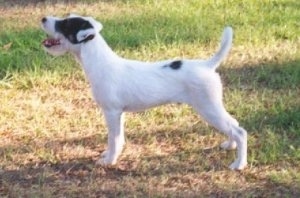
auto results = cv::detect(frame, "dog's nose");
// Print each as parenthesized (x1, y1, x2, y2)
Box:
(41, 17, 47, 23)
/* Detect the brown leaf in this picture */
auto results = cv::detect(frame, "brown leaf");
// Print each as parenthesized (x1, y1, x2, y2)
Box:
(2, 42, 12, 50)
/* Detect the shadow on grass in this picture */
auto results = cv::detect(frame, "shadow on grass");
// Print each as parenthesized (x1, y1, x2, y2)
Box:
(220, 59, 300, 90)
(1, 108, 300, 196)
(1, 151, 299, 197)
(221, 59, 300, 129)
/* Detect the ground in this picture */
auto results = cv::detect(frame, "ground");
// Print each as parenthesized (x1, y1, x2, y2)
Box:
(0, 0, 299, 197)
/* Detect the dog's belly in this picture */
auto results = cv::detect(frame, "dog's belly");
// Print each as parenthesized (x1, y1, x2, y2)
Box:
(121, 91, 188, 112)
(123, 100, 170, 112)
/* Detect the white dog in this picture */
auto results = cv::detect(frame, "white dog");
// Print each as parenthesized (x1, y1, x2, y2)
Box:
(41, 14, 247, 170)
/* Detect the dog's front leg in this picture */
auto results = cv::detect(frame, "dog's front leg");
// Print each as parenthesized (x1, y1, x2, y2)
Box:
(96, 110, 125, 166)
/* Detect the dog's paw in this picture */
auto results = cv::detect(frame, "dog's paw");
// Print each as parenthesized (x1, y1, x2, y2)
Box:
(220, 140, 237, 150)
(95, 157, 115, 166)
(229, 159, 247, 170)
(95, 150, 117, 166)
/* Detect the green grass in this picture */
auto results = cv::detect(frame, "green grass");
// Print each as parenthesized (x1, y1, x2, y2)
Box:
(0, 0, 300, 197)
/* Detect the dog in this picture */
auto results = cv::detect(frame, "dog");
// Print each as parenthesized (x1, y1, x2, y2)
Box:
(41, 14, 247, 170)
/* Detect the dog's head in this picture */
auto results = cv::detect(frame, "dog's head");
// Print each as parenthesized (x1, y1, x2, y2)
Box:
(41, 14, 103, 56)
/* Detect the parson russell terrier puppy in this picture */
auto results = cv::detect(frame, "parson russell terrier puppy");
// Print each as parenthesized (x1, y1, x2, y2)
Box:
(41, 14, 247, 170)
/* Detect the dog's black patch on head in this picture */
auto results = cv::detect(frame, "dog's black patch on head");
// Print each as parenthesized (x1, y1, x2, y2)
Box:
(55, 17, 93, 44)
(168, 60, 182, 70)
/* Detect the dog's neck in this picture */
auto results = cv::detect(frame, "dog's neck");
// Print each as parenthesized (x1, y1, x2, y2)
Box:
(73, 34, 122, 83)
(75, 34, 120, 65)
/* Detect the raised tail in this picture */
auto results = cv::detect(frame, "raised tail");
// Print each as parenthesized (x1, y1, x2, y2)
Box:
(207, 26, 233, 70)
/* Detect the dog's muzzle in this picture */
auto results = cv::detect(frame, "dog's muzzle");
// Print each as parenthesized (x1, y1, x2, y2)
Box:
(41, 17, 61, 48)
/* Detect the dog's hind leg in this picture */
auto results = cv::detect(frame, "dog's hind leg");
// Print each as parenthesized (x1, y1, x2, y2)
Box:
(220, 114, 238, 150)
(96, 110, 125, 166)
(191, 97, 247, 170)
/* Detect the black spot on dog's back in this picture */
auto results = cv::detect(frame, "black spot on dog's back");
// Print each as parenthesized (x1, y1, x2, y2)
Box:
(169, 60, 182, 70)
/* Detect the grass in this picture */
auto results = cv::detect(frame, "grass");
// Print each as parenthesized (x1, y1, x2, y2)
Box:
(0, 0, 299, 197)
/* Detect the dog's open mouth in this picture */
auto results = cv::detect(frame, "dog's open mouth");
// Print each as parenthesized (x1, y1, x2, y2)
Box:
(42, 37, 61, 48)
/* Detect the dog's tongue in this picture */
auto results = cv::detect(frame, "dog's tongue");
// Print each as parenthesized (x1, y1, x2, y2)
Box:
(42, 38, 60, 48)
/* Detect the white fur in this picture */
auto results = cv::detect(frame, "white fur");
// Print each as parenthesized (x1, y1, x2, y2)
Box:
(41, 15, 247, 170)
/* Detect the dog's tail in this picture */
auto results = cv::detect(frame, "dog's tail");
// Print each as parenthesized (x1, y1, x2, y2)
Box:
(206, 26, 233, 70)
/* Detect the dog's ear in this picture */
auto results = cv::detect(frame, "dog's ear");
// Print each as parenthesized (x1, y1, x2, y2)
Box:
(77, 28, 96, 43)
(85, 17, 103, 32)
(93, 20, 103, 32)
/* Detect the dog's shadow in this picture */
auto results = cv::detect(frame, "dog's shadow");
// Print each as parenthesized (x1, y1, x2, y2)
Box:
(0, 127, 231, 185)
